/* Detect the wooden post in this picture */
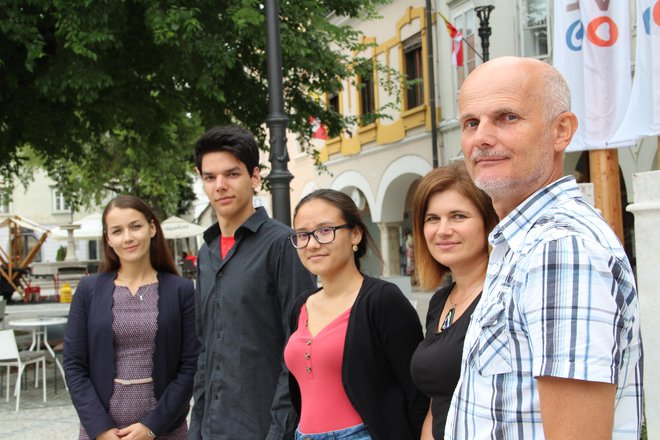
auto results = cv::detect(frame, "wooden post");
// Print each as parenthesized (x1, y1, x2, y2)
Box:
(21, 232, 49, 268)
(589, 149, 624, 242)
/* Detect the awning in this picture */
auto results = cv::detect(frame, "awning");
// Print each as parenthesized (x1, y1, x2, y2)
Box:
(162, 216, 205, 239)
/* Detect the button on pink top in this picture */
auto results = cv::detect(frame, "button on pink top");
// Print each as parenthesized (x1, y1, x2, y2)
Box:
(284, 304, 363, 433)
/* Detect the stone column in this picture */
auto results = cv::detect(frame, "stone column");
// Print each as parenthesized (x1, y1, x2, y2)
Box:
(627, 170, 660, 439)
(377, 222, 402, 276)
(60, 224, 81, 262)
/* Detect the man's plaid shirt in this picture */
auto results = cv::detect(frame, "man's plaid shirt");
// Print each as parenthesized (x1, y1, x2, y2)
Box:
(446, 176, 643, 439)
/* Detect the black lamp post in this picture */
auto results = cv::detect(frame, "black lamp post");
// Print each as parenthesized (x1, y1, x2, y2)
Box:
(474, 3, 495, 62)
(264, 0, 293, 226)
(424, 0, 439, 168)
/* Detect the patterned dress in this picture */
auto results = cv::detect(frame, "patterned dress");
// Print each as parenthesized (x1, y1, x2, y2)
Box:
(79, 282, 188, 439)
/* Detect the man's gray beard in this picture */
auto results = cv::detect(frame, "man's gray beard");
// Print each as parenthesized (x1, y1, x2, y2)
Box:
(473, 176, 515, 197)
(474, 160, 553, 200)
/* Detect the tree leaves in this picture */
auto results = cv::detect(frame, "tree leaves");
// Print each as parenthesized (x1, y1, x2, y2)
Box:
(0, 0, 393, 216)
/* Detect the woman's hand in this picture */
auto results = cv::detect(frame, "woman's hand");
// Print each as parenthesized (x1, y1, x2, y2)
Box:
(97, 428, 122, 440)
(115, 423, 153, 439)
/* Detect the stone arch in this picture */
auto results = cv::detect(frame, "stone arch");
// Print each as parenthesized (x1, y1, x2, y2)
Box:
(299, 181, 318, 200)
(330, 170, 377, 219)
(330, 170, 382, 276)
(376, 155, 432, 222)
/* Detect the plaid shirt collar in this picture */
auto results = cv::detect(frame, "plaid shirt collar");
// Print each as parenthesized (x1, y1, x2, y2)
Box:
(490, 175, 582, 250)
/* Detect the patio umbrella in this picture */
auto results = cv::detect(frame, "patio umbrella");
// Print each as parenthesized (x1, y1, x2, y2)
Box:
(161, 216, 205, 239)
(161, 216, 205, 259)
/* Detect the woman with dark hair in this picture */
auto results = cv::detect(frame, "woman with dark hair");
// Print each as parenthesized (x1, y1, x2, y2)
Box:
(285, 189, 428, 440)
(64, 195, 199, 440)
(409, 163, 498, 439)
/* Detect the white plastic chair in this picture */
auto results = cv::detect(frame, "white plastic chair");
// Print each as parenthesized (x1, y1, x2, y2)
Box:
(0, 329, 47, 411)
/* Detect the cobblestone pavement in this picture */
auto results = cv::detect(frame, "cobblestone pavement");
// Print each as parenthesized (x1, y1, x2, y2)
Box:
(0, 360, 78, 439)
(2, 297, 77, 439)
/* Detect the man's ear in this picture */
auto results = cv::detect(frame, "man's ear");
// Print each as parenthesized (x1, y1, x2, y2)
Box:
(251, 167, 261, 189)
(553, 111, 579, 153)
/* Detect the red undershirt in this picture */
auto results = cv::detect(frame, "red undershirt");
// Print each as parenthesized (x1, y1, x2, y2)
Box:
(220, 236, 235, 259)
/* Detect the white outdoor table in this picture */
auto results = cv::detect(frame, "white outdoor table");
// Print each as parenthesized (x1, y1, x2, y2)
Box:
(9, 316, 68, 390)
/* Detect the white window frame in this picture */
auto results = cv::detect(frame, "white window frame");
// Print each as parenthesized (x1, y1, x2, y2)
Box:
(52, 189, 71, 213)
(517, 0, 551, 61)
(292, 134, 306, 158)
(0, 193, 10, 214)
(451, 6, 478, 110)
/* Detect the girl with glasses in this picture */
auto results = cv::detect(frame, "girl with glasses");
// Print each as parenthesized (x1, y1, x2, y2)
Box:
(284, 189, 428, 440)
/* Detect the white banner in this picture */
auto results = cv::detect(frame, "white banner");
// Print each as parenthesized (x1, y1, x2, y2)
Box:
(609, 0, 660, 146)
(553, 0, 632, 151)
(553, 0, 587, 151)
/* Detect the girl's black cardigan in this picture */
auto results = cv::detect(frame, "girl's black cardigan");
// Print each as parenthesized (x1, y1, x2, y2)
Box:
(288, 275, 429, 440)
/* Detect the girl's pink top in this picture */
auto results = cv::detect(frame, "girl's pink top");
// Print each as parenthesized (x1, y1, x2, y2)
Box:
(284, 303, 363, 433)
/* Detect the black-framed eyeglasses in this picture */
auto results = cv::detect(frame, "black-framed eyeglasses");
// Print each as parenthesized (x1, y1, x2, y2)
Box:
(288, 224, 353, 249)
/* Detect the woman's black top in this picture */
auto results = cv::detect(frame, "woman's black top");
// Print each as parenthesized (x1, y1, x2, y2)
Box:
(409, 282, 481, 439)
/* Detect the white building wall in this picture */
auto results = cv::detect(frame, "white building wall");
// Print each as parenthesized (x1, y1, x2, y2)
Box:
(3, 169, 103, 263)
(628, 171, 660, 439)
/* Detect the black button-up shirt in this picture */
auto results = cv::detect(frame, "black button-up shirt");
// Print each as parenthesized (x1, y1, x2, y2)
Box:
(190, 207, 316, 439)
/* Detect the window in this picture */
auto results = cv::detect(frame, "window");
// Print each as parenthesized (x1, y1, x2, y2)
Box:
(520, 0, 550, 60)
(0, 193, 10, 214)
(454, 9, 478, 89)
(328, 94, 340, 114)
(293, 136, 305, 156)
(52, 189, 70, 212)
(22, 229, 42, 263)
(403, 33, 424, 110)
(357, 62, 375, 126)
(88, 239, 99, 260)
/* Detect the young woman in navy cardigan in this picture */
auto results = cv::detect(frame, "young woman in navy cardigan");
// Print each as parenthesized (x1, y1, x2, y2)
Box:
(285, 189, 428, 440)
(64, 195, 199, 440)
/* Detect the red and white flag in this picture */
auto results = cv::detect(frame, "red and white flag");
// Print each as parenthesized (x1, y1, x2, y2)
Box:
(309, 116, 328, 140)
(439, 13, 464, 67)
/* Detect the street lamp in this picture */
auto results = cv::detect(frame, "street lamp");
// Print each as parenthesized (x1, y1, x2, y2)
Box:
(474, 2, 495, 62)
(264, 0, 293, 226)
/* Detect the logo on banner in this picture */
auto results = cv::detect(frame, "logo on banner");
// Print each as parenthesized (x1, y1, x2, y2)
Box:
(564, 0, 627, 50)
(642, 1, 660, 33)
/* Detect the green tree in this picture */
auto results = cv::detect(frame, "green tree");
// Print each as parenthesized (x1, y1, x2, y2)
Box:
(1, 0, 394, 215)
(42, 113, 199, 218)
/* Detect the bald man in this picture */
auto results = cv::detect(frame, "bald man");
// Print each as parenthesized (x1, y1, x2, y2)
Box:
(445, 57, 643, 439)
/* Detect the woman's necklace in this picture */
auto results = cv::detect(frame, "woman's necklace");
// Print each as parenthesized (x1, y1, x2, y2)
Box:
(115, 270, 157, 300)
(440, 284, 483, 331)
(440, 304, 456, 331)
